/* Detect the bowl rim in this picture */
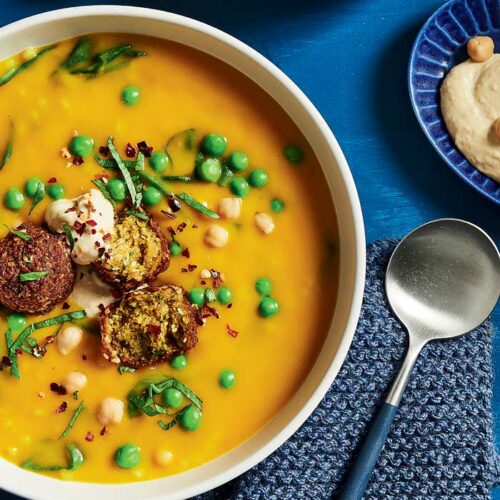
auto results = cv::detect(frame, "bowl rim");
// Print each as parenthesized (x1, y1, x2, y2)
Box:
(407, 0, 500, 205)
(0, 5, 366, 499)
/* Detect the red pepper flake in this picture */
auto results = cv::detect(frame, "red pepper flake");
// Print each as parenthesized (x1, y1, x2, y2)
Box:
(200, 280, 206, 285)
(192, 224, 199, 229)
(100, 426, 107, 436)
(111, 289, 122, 299)
(103, 233, 112, 241)
(94, 173, 110, 181)
(56, 401, 68, 413)
(97, 247, 106, 258)
(166, 226, 176, 237)
(137, 140, 153, 157)
(161, 210, 177, 220)
(226, 324, 239, 338)
(210, 269, 223, 289)
(167, 197, 181, 213)
(181, 248, 190, 258)
(1, 356, 11, 367)
(64, 207, 77, 213)
(85, 432, 95, 442)
(73, 221, 86, 236)
(50, 382, 67, 395)
(203, 304, 220, 319)
(177, 222, 187, 233)
(194, 309, 204, 326)
(73, 156, 84, 166)
(99, 146, 110, 156)
(146, 324, 162, 335)
(48, 177, 57, 184)
(91, 229, 97, 235)
(98, 304, 106, 314)
(45, 335, 55, 344)
(82, 355, 88, 361)
(15, 348, 23, 357)
(86, 219, 98, 227)
(62, 302, 70, 310)
(125, 143, 136, 158)
(188, 264, 197, 272)
(227, 303, 233, 309)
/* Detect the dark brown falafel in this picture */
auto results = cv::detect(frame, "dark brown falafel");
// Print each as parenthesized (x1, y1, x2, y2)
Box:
(95, 210, 170, 292)
(0, 223, 75, 314)
(100, 285, 198, 368)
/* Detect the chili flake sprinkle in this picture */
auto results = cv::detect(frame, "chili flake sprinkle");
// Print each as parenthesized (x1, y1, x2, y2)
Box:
(125, 143, 136, 158)
(50, 382, 67, 396)
(137, 140, 153, 157)
(56, 401, 68, 413)
(226, 324, 239, 338)
(85, 432, 95, 442)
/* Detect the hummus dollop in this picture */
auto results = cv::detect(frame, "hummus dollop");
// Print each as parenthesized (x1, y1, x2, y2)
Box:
(45, 189, 114, 265)
(441, 54, 500, 182)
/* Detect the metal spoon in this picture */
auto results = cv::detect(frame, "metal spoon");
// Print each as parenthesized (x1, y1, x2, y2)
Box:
(340, 219, 500, 499)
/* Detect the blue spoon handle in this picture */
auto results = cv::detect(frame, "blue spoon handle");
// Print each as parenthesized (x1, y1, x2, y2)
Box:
(338, 402, 398, 500)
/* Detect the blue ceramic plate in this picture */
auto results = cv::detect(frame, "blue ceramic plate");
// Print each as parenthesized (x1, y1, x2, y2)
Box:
(409, 0, 500, 204)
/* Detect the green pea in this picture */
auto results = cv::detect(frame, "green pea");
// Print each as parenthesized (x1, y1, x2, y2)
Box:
(114, 443, 141, 469)
(284, 145, 304, 164)
(219, 369, 236, 389)
(229, 151, 248, 172)
(270, 198, 285, 213)
(258, 296, 280, 318)
(171, 355, 187, 370)
(180, 405, 202, 431)
(4, 188, 25, 210)
(149, 151, 170, 173)
(217, 287, 232, 305)
(188, 288, 205, 306)
(47, 184, 65, 200)
(108, 179, 127, 201)
(7, 313, 26, 333)
(169, 241, 182, 256)
(143, 186, 162, 206)
(248, 169, 268, 188)
(24, 178, 45, 198)
(255, 277, 272, 296)
(202, 133, 227, 157)
(163, 388, 183, 408)
(69, 135, 94, 158)
(196, 158, 222, 183)
(121, 86, 141, 106)
(229, 177, 249, 198)
(204, 288, 216, 303)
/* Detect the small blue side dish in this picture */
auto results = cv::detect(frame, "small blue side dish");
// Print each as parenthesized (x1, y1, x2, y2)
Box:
(409, 0, 500, 205)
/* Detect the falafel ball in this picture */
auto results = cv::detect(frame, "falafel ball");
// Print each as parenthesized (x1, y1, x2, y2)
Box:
(0, 223, 75, 314)
(100, 285, 198, 367)
(95, 210, 170, 291)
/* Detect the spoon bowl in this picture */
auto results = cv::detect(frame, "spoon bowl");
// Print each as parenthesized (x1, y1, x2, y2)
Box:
(386, 219, 500, 340)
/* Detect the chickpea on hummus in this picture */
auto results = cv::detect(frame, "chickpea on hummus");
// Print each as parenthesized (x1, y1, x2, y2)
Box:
(440, 37, 500, 183)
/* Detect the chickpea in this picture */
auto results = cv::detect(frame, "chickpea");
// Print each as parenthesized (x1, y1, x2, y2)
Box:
(254, 212, 275, 234)
(494, 118, 500, 141)
(57, 325, 83, 355)
(63, 371, 87, 394)
(97, 397, 124, 426)
(217, 197, 242, 220)
(467, 36, 494, 62)
(204, 224, 229, 248)
(153, 450, 174, 467)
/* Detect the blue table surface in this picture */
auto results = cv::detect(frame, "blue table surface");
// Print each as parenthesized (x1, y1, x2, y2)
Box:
(0, 0, 498, 497)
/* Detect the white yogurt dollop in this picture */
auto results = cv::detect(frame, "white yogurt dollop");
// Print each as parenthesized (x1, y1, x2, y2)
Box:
(45, 189, 114, 265)
(72, 266, 116, 319)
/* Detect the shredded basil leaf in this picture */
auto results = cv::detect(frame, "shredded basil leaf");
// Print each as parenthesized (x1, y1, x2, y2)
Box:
(60, 401, 85, 438)
(138, 171, 171, 197)
(19, 271, 48, 282)
(108, 136, 138, 206)
(22, 443, 84, 472)
(91, 179, 116, 207)
(29, 182, 45, 215)
(0, 45, 56, 87)
(59, 38, 92, 70)
(125, 210, 149, 221)
(0, 121, 14, 170)
(62, 223, 75, 252)
(94, 155, 136, 170)
(162, 175, 192, 183)
(118, 365, 136, 375)
(4, 224, 30, 241)
(175, 193, 219, 219)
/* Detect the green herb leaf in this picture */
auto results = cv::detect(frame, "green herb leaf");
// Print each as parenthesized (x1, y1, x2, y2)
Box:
(19, 271, 48, 282)
(118, 365, 136, 375)
(162, 175, 192, 183)
(60, 401, 85, 438)
(107, 136, 138, 206)
(138, 171, 171, 198)
(125, 210, 149, 221)
(94, 155, 138, 171)
(62, 223, 75, 252)
(22, 443, 84, 472)
(218, 164, 234, 187)
(59, 38, 92, 70)
(0, 45, 56, 87)
(91, 179, 116, 207)
(29, 182, 45, 215)
(73, 391, 79, 401)
(0, 119, 14, 171)
(4, 225, 30, 241)
(175, 193, 219, 219)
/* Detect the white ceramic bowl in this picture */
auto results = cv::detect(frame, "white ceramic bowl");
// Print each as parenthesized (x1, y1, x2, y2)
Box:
(0, 6, 365, 499)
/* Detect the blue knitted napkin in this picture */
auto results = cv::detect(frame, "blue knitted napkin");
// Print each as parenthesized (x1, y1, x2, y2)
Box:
(199, 240, 500, 499)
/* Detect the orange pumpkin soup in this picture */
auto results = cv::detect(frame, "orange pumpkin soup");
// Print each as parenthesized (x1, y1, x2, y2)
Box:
(0, 33, 337, 483)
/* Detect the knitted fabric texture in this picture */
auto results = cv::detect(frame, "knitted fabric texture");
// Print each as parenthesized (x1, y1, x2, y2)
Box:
(199, 240, 500, 499)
